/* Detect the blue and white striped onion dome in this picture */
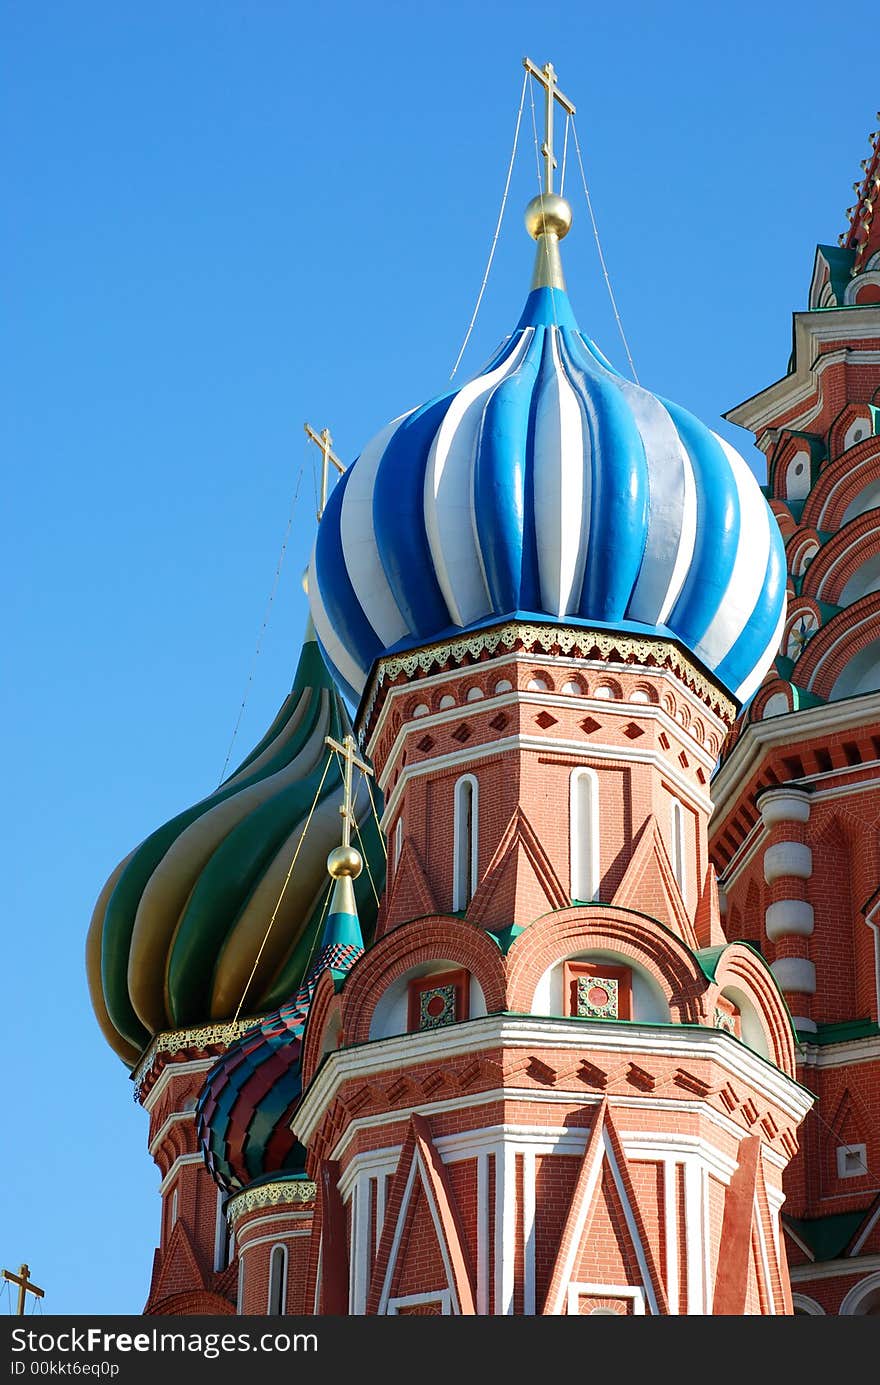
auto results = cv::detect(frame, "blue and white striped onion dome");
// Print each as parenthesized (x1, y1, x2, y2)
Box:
(309, 255, 785, 709)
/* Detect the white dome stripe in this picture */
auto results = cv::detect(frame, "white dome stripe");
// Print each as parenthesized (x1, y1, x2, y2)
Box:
(734, 602, 786, 704)
(424, 332, 533, 627)
(308, 548, 367, 697)
(694, 434, 772, 670)
(619, 382, 698, 626)
(535, 331, 588, 617)
(339, 411, 413, 647)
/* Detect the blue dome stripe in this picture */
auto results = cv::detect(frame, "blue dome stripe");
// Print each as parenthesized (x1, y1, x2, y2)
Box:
(520, 329, 561, 612)
(372, 395, 457, 637)
(339, 411, 414, 647)
(313, 469, 382, 678)
(312, 628, 360, 707)
(576, 332, 622, 377)
(516, 286, 579, 331)
(474, 329, 543, 612)
(308, 543, 369, 700)
(310, 281, 786, 708)
(715, 518, 786, 696)
(662, 400, 742, 647)
(426, 332, 532, 625)
(562, 331, 649, 621)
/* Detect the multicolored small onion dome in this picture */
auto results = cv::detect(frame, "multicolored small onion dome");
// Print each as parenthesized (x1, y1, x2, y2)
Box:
(310, 212, 786, 709)
(196, 854, 364, 1192)
(86, 623, 384, 1066)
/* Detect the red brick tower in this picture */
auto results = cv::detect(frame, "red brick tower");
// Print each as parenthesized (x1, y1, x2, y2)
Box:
(292, 59, 813, 1314)
(710, 119, 880, 1316)
(292, 636, 811, 1314)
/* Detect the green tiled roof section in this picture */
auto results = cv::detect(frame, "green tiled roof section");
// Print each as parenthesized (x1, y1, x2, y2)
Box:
(798, 1018, 880, 1046)
(816, 599, 842, 624)
(784, 1211, 864, 1262)
(790, 684, 827, 710)
(485, 923, 523, 955)
(695, 946, 726, 982)
(815, 244, 857, 306)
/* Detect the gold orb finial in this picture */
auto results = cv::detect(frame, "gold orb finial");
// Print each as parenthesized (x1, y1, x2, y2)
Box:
(327, 844, 363, 879)
(525, 193, 573, 242)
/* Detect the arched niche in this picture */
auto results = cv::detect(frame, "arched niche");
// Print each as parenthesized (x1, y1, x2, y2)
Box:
(532, 948, 670, 1024)
(368, 959, 487, 1041)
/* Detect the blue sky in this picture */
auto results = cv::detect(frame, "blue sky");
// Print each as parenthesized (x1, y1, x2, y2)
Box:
(3, 0, 877, 1314)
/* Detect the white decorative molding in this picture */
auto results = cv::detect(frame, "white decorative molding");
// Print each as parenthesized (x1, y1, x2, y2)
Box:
(226, 1178, 316, 1228)
(361, 622, 734, 734)
(763, 841, 812, 884)
(789, 1254, 880, 1284)
(292, 1014, 813, 1148)
(758, 788, 812, 827)
(791, 1016, 818, 1035)
(725, 306, 880, 435)
(158, 1153, 204, 1196)
(132, 1017, 265, 1103)
(765, 900, 815, 941)
(567, 1282, 646, 1315)
(839, 1270, 880, 1315)
(140, 1058, 217, 1114)
(711, 691, 880, 826)
(369, 655, 726, 778)
(379, 729, 715, 831)
(797, 1035, 880, 1068)
(387, 1290, 452, 1315)
(770, 957, 816, 995)
(836, 1143, 869, 1179)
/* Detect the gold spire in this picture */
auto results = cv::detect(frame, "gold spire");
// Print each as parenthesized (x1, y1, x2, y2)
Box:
(324, 732, 372, 881)
(304, 423, 346, 521)
(522, 58, 576, 292)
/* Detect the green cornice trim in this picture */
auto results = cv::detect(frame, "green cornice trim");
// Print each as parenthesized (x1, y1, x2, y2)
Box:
(783, 1210, 865, 1262)
(798, 1018, 880, 1046)
(694, 946, 727, 982)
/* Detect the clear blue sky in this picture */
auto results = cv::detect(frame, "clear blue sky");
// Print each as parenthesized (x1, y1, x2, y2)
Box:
(3, 0, 876, 1314)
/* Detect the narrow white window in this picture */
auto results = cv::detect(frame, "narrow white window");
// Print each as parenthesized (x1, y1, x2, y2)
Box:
(170, 1188, 179, 1230)
(267, 1243, 288, 1315)
(453, 774, 479, 910)
(236, 1257, 245, 1313)
(213, 1188, 230, 1271)
(394, 817, 404, 872)
(570, 768, 600, 902)
(670, 799, 686, 897)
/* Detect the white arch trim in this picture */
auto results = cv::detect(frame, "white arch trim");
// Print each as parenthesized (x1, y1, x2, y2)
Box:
(267, 1242, 289, 1315)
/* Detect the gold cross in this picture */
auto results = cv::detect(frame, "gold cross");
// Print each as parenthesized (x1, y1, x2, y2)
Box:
(523, 58, 576, 196)
(304, 423, 346, 521)
(325, 733, 372, 847)
(2, 1263, 45, 1316)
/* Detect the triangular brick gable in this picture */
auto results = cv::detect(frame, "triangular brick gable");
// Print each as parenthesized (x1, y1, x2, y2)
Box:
(846, 1194, 880, 1257)
(308, 1159, 348, 1316)
(367, 1114, 476, 1315)
(541, 1100, 669, 1315)
(148, 1219, 207, 1307)
(612, 819, 697, 948)
(468, 805, 569, 930)
(713, 1134, 791, 1315)
(694, 864, 726, 948)
(380, 837, 440, 932)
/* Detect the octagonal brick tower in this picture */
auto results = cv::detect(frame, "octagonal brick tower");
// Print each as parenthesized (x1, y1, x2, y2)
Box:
(296, 146, 812, 1313)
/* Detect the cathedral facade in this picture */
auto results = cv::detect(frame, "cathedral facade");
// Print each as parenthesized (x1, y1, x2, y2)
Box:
(87, 80, 880, 1316)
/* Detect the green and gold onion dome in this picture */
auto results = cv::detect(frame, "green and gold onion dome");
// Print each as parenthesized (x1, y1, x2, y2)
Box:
(86, 619, 385, 1066)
